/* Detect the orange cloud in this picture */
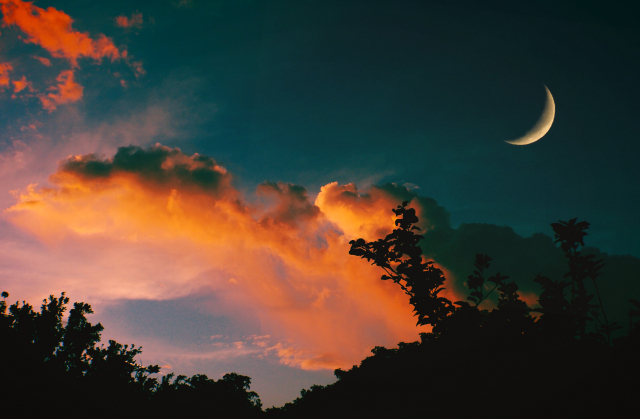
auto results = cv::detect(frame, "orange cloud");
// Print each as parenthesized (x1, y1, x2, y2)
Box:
(0, 0, 122, 66)
(315, 182, 404, 241)
(115, 12, 143, 29)
(12, 74, 32, 94)
(314, 182, 450, 241)
(5, 145, 461, 370)
(39, 70, 83, 111)
(33, 56, 52, 66)
(0, 62, 12, 87)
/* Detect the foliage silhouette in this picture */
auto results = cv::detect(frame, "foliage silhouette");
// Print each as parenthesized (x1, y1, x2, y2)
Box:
(0, 292, 263, 417)
(3, 202, 640, 417)
(348, 201, 454, 326)
(267, 201, 640, 418)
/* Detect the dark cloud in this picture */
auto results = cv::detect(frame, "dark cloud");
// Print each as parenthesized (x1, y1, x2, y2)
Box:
(422, 223, 564, 298)
(323, 182, 451, 233)
(349, 182, 640, 332)
(419, 217, 640, 332)
(257, 181, 320, 228)
(378, 185, 452, 233)
(56, 144, 233, 196)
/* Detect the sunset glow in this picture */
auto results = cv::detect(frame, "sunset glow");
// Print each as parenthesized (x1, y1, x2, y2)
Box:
(6, 145, 451, 370)
(1, 0, 637, 408)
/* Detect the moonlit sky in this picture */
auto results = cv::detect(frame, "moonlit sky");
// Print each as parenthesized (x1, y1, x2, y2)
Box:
(1, 0, 639, 407)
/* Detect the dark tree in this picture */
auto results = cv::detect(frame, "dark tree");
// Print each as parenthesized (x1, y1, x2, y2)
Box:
(268, 202, 640, 418)
(0, 291, 264, 417)
(348, 201, 454, 326)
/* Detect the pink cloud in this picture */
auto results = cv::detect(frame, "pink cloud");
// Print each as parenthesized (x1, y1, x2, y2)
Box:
(0, 140, 31, 177)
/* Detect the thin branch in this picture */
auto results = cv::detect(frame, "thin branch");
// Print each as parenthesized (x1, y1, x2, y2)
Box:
(380, 266, 409, 293)
(476, 284, 499, 308)
(590, 276, 612, 344)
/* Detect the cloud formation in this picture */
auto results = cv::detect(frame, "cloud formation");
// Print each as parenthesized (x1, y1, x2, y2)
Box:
(6, 145, 449, 370)
(115, 12, 144, 29)
(0, 62, 11, 87)
(0, 64, 34, 97)
(33, 56, 52, 67)
(55, 144, 233, 196)
(1, 0, 121, 66)
(6, 145, 638, 371)
(39, 70, 83, 111)
(11, 74, 32, 94)
(0, 0, 141, 112)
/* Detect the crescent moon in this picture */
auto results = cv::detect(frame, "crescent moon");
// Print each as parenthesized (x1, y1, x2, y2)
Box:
(505, 85, 555, 145)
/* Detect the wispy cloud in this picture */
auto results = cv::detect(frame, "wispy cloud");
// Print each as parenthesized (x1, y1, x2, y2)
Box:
(174, 0, 194, 9)
(115, 12, 144, 29)
(0, 140, 30, 178)
(33, 56, 52, 67)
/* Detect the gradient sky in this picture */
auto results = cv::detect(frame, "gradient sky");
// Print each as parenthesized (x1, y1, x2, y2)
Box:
(1, 0, 639, 407)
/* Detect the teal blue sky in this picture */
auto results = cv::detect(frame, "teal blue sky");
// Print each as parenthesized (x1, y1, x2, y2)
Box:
(3, 0, 639, 254)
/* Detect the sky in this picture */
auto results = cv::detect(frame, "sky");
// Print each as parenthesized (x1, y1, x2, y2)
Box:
(1, 0, 640, 407)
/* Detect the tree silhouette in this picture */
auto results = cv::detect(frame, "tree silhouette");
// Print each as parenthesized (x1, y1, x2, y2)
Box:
(348, 201, 454, 326)
(268, 202, 640, 418)
(4, 203, 640, 417)
(0, 291, 263, 416)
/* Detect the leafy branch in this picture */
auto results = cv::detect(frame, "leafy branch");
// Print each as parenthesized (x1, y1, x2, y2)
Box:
(349, 201, 454, 326)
